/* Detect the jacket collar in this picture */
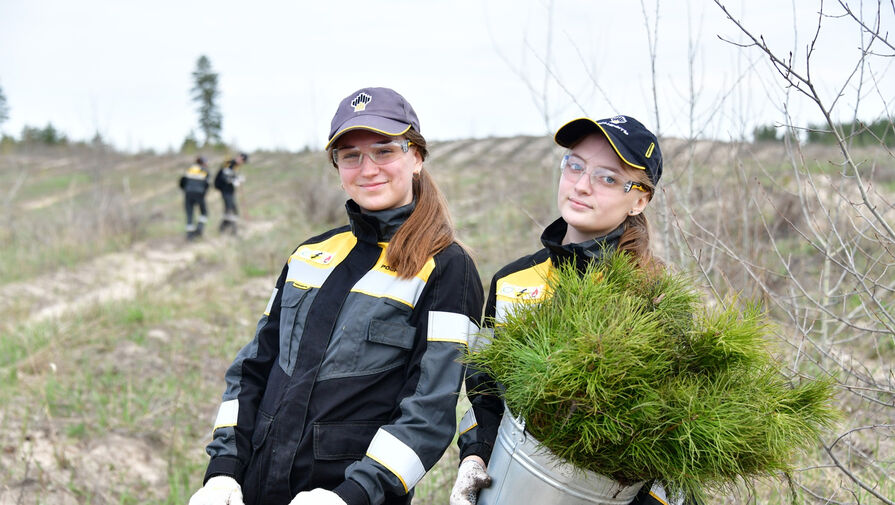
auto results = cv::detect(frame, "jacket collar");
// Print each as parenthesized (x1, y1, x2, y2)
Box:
(540, 217, 625, 271)
(345, 199, 416, 243)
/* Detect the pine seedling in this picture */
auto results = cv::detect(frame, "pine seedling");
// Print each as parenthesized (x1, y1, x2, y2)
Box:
(469, 252, 839, 502)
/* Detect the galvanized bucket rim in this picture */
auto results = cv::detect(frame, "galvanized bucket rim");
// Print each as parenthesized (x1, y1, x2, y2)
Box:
(478, 405, 645, 505)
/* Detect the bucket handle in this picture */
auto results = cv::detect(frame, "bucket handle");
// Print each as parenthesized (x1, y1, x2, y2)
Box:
(505, 406, 527, 445)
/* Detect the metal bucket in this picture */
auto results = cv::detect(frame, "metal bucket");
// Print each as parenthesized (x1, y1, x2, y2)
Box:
(478, 408, 644, 505)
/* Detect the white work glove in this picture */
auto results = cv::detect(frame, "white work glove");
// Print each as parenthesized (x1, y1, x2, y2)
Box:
(288, 488, 347, 505)
(188, 475, 244, 505)
(449, 458, 492, 505)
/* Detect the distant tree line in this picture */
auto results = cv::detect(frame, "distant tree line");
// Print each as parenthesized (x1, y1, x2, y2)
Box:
(7, 67, 890, 150)
(1, 55, 229, 153)
(0, 123, 114, 150)
(20, 123, 69, 145)
(752, 124, 780, 142)
(0, 82, 8, 129)
(806, 119, 895, 146)
(753, 118, 895, 146)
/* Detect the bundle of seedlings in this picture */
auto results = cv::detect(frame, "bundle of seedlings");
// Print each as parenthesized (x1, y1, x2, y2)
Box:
(470, 252, 838, 502)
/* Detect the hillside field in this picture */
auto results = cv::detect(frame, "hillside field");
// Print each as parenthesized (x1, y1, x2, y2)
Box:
(0, 136, 892, 504)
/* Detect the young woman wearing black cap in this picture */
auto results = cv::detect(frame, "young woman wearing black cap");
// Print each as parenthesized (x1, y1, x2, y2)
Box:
(452, 116, 682, 505)
(188, 87, 484, 505)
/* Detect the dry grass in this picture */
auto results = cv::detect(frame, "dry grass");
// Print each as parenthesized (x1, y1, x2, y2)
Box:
(0, 137, 891, 504)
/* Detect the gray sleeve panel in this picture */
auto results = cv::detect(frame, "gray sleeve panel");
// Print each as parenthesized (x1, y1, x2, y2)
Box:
(204, 332, 262, 460)
(203, 260, 290, 479)
(224, 322, 264, 400)
(458, 425, 478, 446)
(456, 406, 479, 455)
(205, 426, 238, 461)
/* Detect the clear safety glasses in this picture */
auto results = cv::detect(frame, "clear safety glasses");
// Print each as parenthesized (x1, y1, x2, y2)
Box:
(332, 139, 413, 169)
(560, 153, 649, 193)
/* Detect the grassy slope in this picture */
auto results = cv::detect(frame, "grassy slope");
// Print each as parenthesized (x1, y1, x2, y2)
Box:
(0, 139, 892, 504)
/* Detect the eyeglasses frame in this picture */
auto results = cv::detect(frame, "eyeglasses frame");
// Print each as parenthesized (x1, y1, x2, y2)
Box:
(332, 138, 413, 168)
(560, 153, 649, 194)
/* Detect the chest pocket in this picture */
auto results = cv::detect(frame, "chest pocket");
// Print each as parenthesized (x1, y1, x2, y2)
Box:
(319, 297, 417, 379)
(278, 282, 312, 375)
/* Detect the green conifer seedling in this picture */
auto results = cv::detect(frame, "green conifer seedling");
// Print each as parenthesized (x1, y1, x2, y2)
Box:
(469, 253, 839, 502)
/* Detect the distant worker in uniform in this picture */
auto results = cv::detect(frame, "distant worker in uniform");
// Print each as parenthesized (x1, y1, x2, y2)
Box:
(215, 152, 248, 234)
(179, 156, 211, 240)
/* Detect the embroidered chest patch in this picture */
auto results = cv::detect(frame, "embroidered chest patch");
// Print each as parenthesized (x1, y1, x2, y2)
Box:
(298, 248, 335, 265)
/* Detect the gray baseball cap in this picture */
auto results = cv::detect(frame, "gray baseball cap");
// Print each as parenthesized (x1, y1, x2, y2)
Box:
(326, 87, 421, 149)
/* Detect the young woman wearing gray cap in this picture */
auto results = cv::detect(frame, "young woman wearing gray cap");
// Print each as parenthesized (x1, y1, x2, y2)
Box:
(453, 116, 685, 505)
(188, 87, 484, 505)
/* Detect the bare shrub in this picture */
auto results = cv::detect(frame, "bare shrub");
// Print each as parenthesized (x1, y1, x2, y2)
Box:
(673, 2, 895, 502)
(291, 158, 345, 229)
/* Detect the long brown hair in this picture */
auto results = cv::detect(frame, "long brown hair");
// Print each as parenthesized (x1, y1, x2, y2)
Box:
(387, 128, 456, 278)
(328, 128, 456, 279)
(616, 166, 662, 269)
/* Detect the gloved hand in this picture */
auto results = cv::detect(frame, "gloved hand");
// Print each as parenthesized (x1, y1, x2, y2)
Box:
(288, 488, 347, 505)
(188, 475, 244, 505)
(449, 457, 492, 505)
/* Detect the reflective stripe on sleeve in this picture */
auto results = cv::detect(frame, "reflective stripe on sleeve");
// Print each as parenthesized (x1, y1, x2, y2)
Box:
(427, 311, 476, 345)
(213, 399, 239, 430)
(494, 300, 513, 324)
(365, 428, 426, 493)
(458, 408, 478, 436)
(263, 288, 278, 316)
(469, 327, 493, 353)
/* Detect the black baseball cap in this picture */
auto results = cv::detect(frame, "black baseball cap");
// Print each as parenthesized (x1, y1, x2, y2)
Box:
(554, 115, 663, 185)
(326, 87, 421, 150)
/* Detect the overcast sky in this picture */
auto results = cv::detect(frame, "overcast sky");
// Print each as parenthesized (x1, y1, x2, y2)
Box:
(1, 1, 892, 152)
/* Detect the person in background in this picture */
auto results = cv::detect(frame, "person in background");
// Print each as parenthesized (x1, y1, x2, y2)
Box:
(188, 87, 485, 505)
(452, 115, 686, 505)
(179, 156, 211, 240)
(215, 152, 248, 234)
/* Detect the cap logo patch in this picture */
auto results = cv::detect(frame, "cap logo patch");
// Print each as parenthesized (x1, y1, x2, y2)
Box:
(609, 115, 627, 124)
(351, 92, 372, 112)
(645, 142, 655, 158)
(598, 120, 629, 136)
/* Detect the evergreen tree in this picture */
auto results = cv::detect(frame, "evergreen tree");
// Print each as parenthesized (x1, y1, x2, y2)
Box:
(21, 123, 67, 145)
(0, 83, 9, 129)
(190, 55, 222, 146)
(752, 123, 780, 142)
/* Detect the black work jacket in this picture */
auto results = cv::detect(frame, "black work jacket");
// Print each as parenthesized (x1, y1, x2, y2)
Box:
(458, 216, 623, 463)
(204, 200, 484, 505)
(458, 218, 686, 505)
